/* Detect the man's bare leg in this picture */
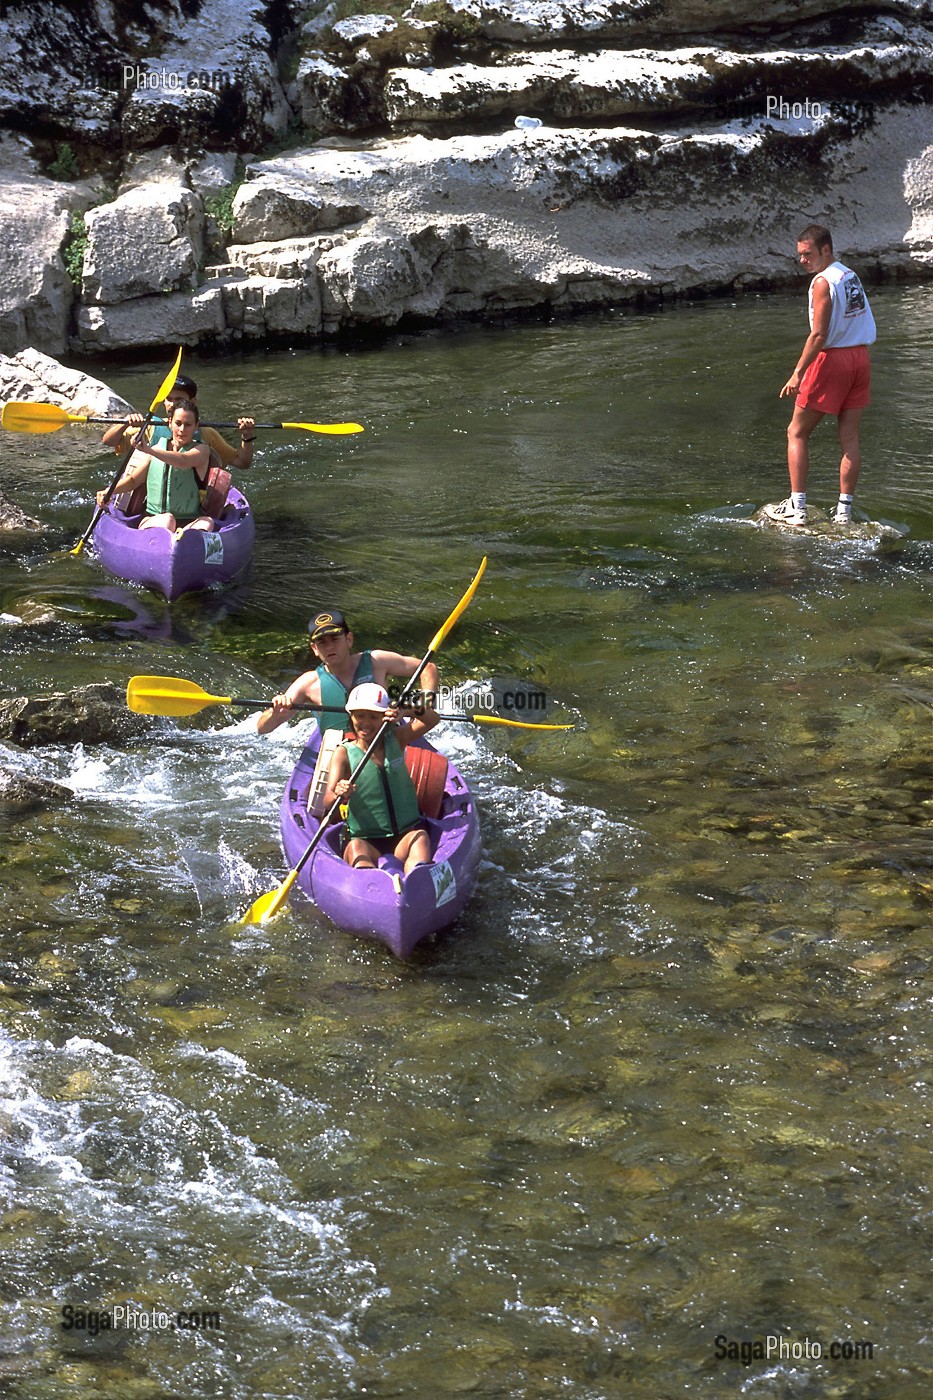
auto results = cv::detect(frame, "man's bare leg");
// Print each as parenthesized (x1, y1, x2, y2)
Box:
(786, 405, 826, 495)
(837, 406, 863, 496)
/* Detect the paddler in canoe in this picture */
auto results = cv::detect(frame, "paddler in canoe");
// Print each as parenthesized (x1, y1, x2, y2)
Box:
(257, 607, 442, 822)
(324, 683, 434, 876)
(96, 400, 216, 536)
(101, 373, 257, 474)
(256, 608, 440, 740)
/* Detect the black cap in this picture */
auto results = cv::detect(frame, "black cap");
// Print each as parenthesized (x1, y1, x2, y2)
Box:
(308, 609, 349, 641)
(169, 375, 198, 398)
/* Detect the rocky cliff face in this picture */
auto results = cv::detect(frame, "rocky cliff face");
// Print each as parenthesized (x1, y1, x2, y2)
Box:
(0, 0, 929, 356)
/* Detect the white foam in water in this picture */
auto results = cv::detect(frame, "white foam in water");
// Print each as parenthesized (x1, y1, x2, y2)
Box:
(218, 711, 267, 735)
(0, 1029, 380, 1364)
(176, 1042, 251, 1075)
(3, 1024, 375, 1276)
(217, 839, 266, 894)
(53, 720, 301, 862)
(64, 743, 182, 806)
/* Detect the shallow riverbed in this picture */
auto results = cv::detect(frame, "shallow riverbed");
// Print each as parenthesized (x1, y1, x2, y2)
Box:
(1, 283, 930, 1398)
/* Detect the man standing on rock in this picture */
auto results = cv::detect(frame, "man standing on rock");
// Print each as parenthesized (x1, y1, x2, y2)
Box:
(766, 224, 877, 527)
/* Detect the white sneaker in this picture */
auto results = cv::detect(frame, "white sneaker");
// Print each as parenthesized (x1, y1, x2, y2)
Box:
(833, 507, 853, 524)
(764, 498, 807, 526)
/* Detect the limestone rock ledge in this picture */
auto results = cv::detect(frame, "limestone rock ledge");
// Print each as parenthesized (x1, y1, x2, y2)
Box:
(57, 104, 933, 353)
(0, 0, 930, 355)
(0, 134, 98, 356)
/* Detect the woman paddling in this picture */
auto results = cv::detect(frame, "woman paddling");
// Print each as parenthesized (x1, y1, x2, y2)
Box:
(97, 402, 215, 536)
(324, 683, 433, 876)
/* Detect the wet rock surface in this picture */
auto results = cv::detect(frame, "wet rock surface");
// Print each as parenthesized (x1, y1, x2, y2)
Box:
(753, 502, 910, 547)
(0, 490, 44, 533)
(0, 766, 74, 810)
(0, 684, 153, 748)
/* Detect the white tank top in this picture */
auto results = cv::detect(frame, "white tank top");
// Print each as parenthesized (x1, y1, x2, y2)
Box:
(810, 261, 877, 348)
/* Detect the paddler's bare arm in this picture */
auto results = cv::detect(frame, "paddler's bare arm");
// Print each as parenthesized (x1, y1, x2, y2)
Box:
(96, 452, 149, 506)
(781, 277, 831, 398)
(146, 440, 211, 471)
(256, 671, 321, 734)
(372, 651, 440, 736)
(323, 745, 354, 807)
(201, 420, 256, 471)
(102, 412, 147, 451)
(229, 417, 256, 470)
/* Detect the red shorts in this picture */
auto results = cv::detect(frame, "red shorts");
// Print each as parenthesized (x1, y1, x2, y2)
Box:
(796, 345, 871, 415)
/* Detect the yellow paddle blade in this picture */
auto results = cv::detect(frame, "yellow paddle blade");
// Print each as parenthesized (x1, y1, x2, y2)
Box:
(471, 714, 574, 731)
(1, 401, 87, 434)
(428, 556, 487, 653)
(127, 675, 231, 717)
(283, 420, 364, 435)
(149, 347, 184, 414)
(240, 870, 298, 926)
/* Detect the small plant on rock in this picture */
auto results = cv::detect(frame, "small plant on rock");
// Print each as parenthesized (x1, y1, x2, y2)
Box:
(61, 212, 88, 286)
(47, 143, 81, 181)
(204, 181, 243, 237)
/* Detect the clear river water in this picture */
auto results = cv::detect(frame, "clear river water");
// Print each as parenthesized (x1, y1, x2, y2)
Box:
(0, 284, 930, 1399)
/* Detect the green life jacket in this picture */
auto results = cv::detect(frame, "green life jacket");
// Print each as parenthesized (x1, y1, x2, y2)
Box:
(145, 441, 203, 520)
(343, 731, 421, 840)
(315, 651, 375, 733)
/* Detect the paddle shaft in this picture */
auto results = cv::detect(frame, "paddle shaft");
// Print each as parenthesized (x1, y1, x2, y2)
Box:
(228, 699, 340, 713)
(9, 408, 356, 433)
(89, 418, 343, 430)
(126, 673, 564, 727)
(91, 417, 343, 431)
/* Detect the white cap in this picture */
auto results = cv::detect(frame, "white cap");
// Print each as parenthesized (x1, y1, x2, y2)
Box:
(345, 683, 391, 713)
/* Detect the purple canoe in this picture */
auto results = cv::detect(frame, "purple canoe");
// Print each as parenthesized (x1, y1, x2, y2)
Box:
(93, 487, 255, 600)
(280, 729, 482, 958)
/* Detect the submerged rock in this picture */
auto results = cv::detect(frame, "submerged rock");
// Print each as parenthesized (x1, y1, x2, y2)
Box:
(0, 490, 44, 533)
(753, 503, 909, 546)
(0, 683, 152, 748)
(0, 766, 74, 809)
